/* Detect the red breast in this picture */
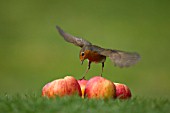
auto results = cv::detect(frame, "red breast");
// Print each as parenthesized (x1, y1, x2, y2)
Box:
(84, 50, 106, 63)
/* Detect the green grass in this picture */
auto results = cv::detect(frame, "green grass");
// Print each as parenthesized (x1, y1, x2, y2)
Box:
(0, 93, 169, 113)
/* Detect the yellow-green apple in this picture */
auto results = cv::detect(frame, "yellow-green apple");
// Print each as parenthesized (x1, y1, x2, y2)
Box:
(77, 79, 88, 98)
(114, 83, 132, 99)
(42, 76, 82, 98)
(84, 76, 116, 99)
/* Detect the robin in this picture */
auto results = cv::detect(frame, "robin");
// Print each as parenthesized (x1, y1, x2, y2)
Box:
(56, 26, 140, 79)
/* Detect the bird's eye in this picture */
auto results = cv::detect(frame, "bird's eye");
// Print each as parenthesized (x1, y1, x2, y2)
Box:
(81, 52, 85, 56)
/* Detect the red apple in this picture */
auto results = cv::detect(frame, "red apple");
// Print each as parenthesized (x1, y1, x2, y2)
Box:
(114, 83, 132, 99)
(77, 79, 88, 98)
(84, 76, 116, 99)
(42, 76, 82, 98)
(42, 82, 51, 96)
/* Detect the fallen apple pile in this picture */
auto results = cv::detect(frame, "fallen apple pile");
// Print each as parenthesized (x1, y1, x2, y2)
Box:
(42, 76, 132, 99)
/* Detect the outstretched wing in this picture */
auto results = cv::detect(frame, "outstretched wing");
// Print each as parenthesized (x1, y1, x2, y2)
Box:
(109, 51, 140, 67)
(56, 26, 92, 47)
(94, 46, 140, 67)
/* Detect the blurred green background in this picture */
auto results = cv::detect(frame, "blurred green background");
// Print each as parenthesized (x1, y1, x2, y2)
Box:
(0, 0, 170, 98)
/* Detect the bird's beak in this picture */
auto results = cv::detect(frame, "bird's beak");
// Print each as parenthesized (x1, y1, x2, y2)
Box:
(81, 60, 84, 65)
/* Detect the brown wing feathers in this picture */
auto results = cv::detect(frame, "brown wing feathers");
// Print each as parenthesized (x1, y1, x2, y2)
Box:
(109, 51, 140, 67)
(56, 26, 91, 47)
(99, 48, 140, 67)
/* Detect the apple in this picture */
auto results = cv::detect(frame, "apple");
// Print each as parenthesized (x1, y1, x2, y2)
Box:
(84, 76, 116, 99)
(42, 82, 51, 96)
(42, 76, 82, 98)
(77, 79, 88, 98)
(114, 83, 132, 99)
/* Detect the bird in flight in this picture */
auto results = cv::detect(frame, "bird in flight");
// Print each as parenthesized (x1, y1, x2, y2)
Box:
(56, 26, 140, 79)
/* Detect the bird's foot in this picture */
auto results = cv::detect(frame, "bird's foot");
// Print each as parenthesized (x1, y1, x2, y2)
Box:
(79, 76, 86, 80)
(100, 73, 103, 77)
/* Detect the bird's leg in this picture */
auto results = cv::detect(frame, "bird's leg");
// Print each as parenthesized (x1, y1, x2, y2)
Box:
(100, 62, 104, 77)
(81, 61, 91, 79)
